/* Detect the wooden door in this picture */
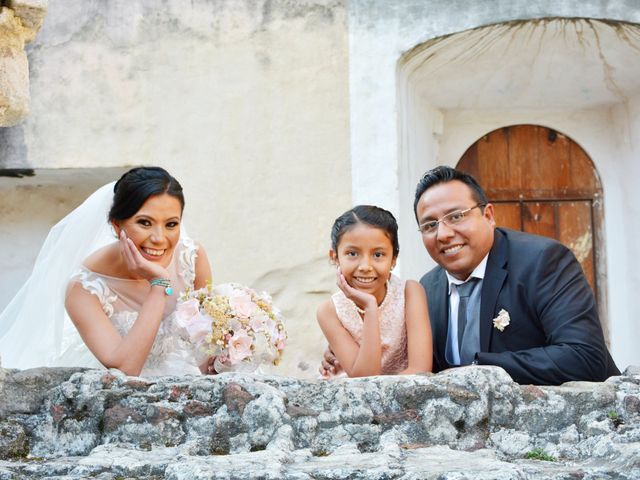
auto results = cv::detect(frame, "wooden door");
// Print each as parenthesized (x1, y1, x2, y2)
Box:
(457, 125, 608, 337)
(491, 200, 595, 292)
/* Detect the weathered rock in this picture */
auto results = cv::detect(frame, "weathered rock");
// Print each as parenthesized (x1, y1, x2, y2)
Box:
(0, 420, 28, 459)
(0, 366, 86, 417)
(6, 0, 47, 43)
(0, 7, 29, 126)
(624, 365, 640, 376)
(0, 1, 47, 125)
(0, 365, 638, 478)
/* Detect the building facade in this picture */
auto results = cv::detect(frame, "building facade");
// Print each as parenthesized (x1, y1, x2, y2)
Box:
(1, 0, 638, 375)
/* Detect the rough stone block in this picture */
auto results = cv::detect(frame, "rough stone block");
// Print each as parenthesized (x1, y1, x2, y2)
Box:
(0, 366, 86, 417)
(624, 365, 640, 376)
(0, 367, 638, 477)
(6, 0, 47, 43)
(0, 420, 28, 459)
(0, 7, 29, 127)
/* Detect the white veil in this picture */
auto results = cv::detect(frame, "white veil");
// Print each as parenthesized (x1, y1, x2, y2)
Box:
(0, 182, 117, 369)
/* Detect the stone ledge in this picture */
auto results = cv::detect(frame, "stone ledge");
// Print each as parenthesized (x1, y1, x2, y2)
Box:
(0, 365, 638, 479)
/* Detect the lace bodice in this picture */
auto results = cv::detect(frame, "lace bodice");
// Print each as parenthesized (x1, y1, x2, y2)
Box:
(332, 274, 408, 375)
(65, 237, 201, 376)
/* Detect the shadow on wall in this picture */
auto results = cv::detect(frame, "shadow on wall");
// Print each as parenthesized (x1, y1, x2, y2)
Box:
(0, 125, 28, 170)
(252, 256, 335, 379)
(0, 167, 128, 310)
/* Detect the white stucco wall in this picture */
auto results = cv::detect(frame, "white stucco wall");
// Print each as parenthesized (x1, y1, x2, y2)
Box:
(2, 0, 638, 375)
(0, 168, 126, 309)
(607, 94, 640, 370)
(0, 0, 351, 377)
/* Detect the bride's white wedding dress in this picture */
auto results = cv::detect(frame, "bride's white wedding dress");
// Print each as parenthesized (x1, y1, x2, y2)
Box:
(61, 237, 203, 376)
(0, 182, 203, 376)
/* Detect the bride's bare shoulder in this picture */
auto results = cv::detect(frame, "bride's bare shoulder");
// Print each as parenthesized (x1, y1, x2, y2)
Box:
(83, 242, 123, 277)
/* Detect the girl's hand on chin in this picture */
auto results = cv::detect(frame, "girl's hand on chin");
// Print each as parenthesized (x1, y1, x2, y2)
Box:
(336, 269, 377, 312)
(119, 230, 170, 281)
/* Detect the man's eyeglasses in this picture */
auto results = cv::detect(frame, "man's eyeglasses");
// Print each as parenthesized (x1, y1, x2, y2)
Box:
(418, 204, 486, 235)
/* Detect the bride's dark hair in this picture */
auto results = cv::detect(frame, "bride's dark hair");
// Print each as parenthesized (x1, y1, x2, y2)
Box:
(108, 166, 185, 221)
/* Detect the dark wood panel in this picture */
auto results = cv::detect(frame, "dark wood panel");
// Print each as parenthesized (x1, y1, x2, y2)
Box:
(523, 202, 556, 238)
(509, 125, 539, 192)
(476, 128, 511, 191)
(459, 124, 601, 199)
(538, 128, 570, 192)
(569, 140, 600, 193)
(557, 201, 595, 293)
(492, 202, 521, 231)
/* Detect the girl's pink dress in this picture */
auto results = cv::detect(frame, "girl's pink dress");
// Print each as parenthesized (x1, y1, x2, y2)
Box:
(331, 274, 408, 374)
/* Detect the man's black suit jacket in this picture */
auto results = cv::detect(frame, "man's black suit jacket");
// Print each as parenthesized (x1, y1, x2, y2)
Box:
(420, 228, 619, 385)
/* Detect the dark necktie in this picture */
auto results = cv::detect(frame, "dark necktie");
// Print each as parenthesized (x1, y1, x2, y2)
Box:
(457, 279, 477, 351)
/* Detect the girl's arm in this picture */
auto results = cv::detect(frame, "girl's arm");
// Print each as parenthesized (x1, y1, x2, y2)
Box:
(316, 300, 383, 377)
(399, 280, 433, 374)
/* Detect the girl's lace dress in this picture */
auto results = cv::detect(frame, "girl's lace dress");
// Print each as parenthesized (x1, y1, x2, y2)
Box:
(331, 273, 408, 374)
(63, 237, 202, 376)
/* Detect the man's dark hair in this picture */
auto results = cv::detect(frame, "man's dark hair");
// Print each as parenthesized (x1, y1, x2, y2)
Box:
(413, 166, 489, 222)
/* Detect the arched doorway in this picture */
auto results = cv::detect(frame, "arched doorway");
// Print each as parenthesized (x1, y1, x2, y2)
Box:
(456, 124, 608, 338)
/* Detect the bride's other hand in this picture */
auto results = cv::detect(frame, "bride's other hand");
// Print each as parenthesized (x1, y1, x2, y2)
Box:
(199, 356, 217, 375)
(119, 229, 169, 281)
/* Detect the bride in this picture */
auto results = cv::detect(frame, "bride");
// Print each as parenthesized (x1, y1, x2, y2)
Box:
(0, 167, 213, 376)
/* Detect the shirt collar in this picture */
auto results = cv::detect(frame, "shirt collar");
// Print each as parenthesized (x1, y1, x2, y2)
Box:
(446, 253, 489, 294)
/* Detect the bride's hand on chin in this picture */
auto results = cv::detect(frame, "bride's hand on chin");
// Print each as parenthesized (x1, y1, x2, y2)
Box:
(119, 230, 170, 281)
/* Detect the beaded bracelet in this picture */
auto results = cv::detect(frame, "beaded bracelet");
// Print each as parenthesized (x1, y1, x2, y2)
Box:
(149, 278, 173, 296)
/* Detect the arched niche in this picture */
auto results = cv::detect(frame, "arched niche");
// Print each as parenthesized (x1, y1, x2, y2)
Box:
(397, 17, 640, 366)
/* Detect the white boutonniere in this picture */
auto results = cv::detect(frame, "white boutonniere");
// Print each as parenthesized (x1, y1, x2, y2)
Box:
(493, 309, 510, 331)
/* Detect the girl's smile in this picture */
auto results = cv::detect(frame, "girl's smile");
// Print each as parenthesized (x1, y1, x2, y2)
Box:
(331, 223, 396, 305)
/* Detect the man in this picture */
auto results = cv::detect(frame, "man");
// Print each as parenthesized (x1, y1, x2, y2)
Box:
(415, 166, 619, 385)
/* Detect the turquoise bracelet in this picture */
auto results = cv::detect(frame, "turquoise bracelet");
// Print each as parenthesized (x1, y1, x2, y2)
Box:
(149, 278, 173, 296)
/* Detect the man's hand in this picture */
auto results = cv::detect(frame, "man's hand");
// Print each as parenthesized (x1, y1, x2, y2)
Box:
(319, 346, 342, 377)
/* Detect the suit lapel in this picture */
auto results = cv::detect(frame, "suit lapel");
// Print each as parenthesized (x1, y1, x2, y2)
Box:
(480, 229, 508, 352)
(428, 268, 449, 370)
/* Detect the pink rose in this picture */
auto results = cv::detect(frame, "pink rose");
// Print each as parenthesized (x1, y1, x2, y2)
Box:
(249, 311, 268, 332)
(229, 292, 257, 318)
(175, 298, 200, 325)
(264, 317, 278, 339)
(175, 299, 211, 344)
(228, 329, 253, 364)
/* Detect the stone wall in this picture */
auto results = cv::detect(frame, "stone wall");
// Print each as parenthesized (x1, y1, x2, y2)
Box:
(0, 0, 47, 126)
(0, 365, 638, 479)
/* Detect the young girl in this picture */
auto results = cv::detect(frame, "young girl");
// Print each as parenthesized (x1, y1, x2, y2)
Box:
(317, 205, 433, 377)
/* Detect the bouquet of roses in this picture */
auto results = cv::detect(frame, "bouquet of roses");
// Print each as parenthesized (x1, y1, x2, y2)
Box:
(175, 283, 287, 372)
